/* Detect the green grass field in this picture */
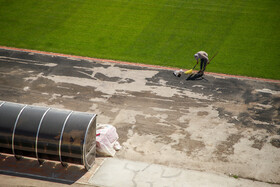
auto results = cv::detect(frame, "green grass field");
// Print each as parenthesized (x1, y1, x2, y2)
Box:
(0, 0, 279, 79)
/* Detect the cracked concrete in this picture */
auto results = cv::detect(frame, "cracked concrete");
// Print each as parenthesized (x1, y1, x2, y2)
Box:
(0, 48, 280, 184)
(90, 158, 274, 187)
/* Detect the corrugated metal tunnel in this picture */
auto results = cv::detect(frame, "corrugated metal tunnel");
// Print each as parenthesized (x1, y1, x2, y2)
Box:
(0, 101, 96, 170)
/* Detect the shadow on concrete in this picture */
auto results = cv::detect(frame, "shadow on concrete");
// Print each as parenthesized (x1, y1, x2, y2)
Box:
(0, 154, 87, 184)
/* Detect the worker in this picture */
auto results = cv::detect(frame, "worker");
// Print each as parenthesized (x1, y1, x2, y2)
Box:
(187, 51, 209, 80)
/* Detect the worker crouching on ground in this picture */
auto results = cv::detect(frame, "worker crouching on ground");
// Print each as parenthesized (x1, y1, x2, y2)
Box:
(186, 51, 209, 80)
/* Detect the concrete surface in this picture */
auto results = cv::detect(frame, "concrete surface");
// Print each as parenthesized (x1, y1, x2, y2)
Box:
(90, 158, 273, 187)
(0, 47, 280, 186)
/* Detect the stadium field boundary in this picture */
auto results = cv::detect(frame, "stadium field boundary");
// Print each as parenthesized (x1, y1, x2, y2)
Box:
(1, 45, 279, 84)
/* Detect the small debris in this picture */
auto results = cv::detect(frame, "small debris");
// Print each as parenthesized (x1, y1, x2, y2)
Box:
(271, 138, 280, 148)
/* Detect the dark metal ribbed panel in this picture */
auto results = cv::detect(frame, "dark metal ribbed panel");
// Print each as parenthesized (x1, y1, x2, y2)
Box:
(60, 112, 96, 169)
(0, 102, 26, 154)
(37, 108, 70, 161)
(13, 105, 48, 158)
(0, 101, 96, 170)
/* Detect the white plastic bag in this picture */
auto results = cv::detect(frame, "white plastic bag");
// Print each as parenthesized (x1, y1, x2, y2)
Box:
(96, 124, 122, 157)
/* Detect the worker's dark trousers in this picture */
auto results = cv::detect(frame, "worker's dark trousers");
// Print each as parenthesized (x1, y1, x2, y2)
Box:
(200, 58, 207, 71)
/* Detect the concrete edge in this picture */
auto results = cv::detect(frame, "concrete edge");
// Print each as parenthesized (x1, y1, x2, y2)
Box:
(0, 45, 279, 84)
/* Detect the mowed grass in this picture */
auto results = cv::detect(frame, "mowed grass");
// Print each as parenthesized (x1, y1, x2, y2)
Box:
(0, 0, 279, 79)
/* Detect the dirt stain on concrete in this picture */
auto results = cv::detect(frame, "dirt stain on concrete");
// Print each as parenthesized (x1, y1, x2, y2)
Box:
(214, 134, 243, 162)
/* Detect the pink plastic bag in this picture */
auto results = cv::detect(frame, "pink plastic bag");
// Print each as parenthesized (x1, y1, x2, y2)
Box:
(96, 124, 121, 157)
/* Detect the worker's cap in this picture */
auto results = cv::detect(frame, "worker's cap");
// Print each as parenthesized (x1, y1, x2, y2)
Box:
(194, 54, 199, 59)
